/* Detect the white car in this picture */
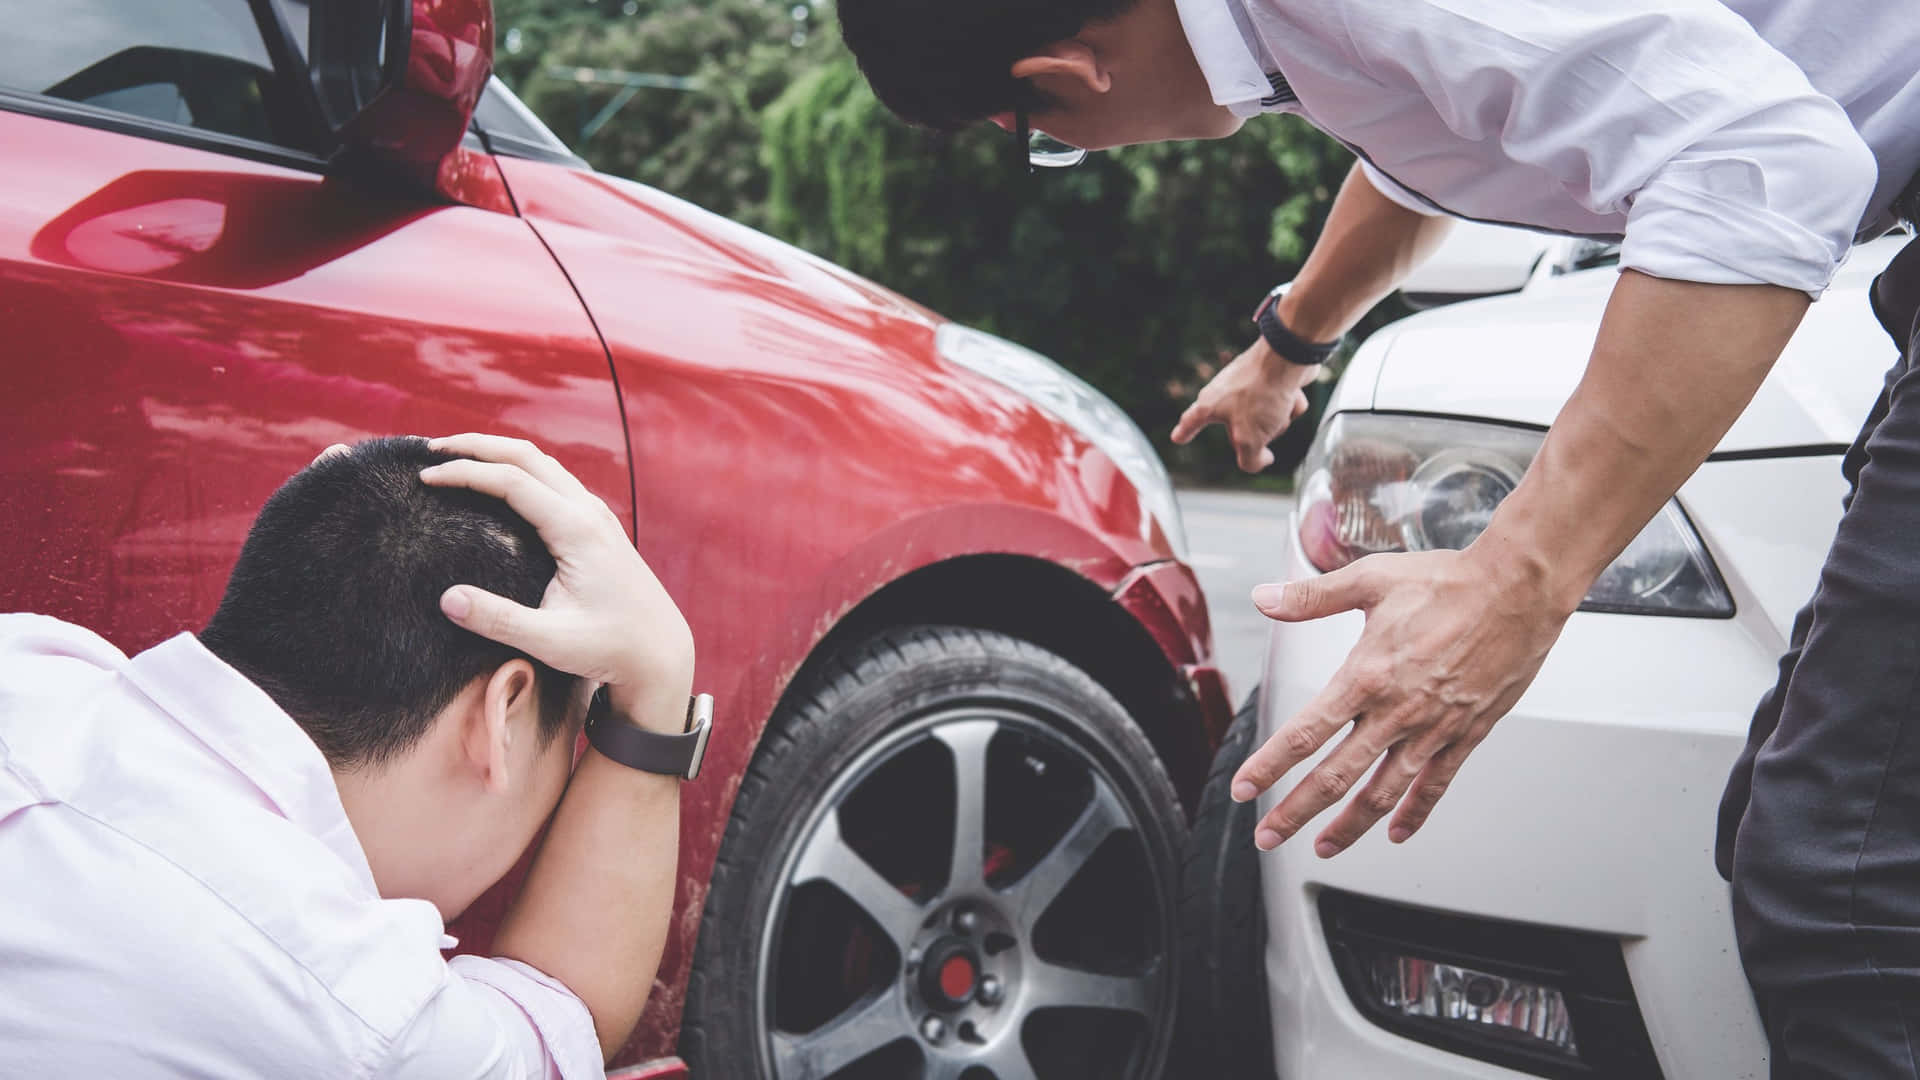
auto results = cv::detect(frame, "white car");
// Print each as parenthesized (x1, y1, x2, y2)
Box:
(1177, 227, 1910, 1079)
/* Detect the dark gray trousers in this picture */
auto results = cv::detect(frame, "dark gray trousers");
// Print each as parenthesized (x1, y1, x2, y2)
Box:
(1717, 231, 1920, 1079)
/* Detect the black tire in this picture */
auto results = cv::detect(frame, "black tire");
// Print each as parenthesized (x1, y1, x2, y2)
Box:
(1174, 694, 1277, 1079)
(681, 625, 1188, 1080)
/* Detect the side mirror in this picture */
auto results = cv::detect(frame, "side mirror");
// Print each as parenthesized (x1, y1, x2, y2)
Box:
(265, 0, 494, 197)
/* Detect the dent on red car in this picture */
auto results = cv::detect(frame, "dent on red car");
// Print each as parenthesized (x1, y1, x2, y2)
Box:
(488, 155, 1211, 1059)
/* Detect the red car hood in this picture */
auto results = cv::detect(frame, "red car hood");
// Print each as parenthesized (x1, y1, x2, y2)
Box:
(507, 166, 942, 327)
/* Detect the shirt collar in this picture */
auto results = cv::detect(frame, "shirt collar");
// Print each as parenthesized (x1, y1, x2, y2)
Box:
(1173, 0, 1276, 117)
(123, 633, 379, 895)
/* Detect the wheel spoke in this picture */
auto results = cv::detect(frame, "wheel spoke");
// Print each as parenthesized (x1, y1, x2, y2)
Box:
(792, 808, 926, 947)
(983, 1042, 1042, 1080)
(1005, 774, 1129, 929)
(922, 1056, 971, 1080)
(933, 719, 997, 892)
(771, 989, 908, 1078)
(1027, 959, 1156, 1015)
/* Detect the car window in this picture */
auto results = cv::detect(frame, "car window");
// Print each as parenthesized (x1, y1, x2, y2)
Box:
(0, 0, 309, 150)
(474, 78, 586, 168)
(269, 0, 312, 59)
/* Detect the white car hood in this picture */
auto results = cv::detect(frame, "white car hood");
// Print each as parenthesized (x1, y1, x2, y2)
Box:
(1362, 234, 1908, 453)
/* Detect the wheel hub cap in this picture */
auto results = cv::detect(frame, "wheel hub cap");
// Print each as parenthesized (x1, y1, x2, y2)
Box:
(921, 937, 981, 1010)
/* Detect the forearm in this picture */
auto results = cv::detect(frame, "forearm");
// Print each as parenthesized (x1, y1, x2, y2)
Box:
(493, 690, 686, 1061)
(1476, 270, 1809, 609)
(1275, 161, 1455, 341)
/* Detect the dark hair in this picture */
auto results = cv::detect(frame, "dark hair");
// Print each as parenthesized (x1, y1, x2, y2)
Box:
(837, 0, 1139, 132)
(202, 437, 575, 770)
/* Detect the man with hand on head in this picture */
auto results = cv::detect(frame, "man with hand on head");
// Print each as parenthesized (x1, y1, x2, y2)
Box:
(0, 434, 708, 1077)
(837, 0, 1920, 1070)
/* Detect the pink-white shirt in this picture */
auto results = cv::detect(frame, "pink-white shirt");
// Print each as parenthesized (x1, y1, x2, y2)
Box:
(0, 614, 603, 1079)
(1176, 0, 1920, 297)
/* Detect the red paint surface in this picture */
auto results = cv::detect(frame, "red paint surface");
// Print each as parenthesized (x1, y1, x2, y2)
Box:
(1115, 560, 1234, 741)
(435, 144, 518, 215)
(0, 112, 626, 650)
(0, 103, 1225, 1070)
(1114, 560, 1215, 670)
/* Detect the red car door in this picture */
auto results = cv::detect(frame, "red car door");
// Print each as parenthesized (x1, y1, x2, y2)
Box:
(0, 1, 629, 651)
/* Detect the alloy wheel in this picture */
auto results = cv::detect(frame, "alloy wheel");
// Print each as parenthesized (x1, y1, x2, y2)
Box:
(758, 708, 1173, 1080)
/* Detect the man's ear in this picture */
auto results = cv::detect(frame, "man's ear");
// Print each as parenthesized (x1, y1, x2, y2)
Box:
(464, 658, 538, 794)
(1009, 40, 1112, 97)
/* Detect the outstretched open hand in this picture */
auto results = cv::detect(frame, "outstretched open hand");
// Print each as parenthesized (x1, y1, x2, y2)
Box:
(1234, 546, 1574, 855)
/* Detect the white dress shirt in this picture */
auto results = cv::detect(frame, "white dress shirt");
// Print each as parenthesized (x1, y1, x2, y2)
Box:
(0, 614, 603, 1079)
(1176, 0, 1920, 296)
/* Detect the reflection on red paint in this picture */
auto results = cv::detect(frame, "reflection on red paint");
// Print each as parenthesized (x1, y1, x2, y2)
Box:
(0, 112, 624, 652)
(62, 197, 225, 274)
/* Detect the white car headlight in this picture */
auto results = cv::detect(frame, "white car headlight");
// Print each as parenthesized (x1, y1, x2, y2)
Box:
(1296, 413, 1731, 616)
(935, 323, 1189, 560)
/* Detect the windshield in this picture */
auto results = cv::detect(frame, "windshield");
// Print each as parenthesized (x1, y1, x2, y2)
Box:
(474, 76, 583, 166)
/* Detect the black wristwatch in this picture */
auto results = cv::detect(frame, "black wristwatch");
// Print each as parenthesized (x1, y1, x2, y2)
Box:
(586, 692, 714, 780)
(1253, 285, 1342, 366)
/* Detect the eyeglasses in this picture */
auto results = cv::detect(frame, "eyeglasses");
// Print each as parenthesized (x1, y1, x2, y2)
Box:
(1015, 108, 1089, 174)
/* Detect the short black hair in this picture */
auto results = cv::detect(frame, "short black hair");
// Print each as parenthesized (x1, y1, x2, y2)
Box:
(837, 0, 1139, 132)
(202, 437, 575, 770)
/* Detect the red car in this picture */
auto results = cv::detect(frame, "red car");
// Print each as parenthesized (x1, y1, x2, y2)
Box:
(0, 2, 1229, 1077)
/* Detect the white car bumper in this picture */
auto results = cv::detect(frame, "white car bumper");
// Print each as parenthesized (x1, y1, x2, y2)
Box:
(1254, 499, 1799, 1078)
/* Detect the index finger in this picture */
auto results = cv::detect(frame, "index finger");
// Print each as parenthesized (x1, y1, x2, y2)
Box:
(1230, 676, 1366, 801)
(1170, 402, 1215, 445)
(427, 433, 593, 500)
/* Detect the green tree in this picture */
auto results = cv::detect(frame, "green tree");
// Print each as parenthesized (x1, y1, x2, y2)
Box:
(496, 0, 836, 229)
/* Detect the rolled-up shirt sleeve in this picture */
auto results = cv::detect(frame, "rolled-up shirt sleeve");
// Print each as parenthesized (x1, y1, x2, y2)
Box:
(1618, 99, 1876, 296)
(1325, 0, 1878, 296)
(377, 955, 602, 1080)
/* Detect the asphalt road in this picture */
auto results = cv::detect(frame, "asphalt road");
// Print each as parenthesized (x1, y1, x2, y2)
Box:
(1173, 488, 1296, 709)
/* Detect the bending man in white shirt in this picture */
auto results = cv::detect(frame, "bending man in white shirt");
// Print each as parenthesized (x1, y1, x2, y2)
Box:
(836, 0, 1920, 1071)
(0, 433, 694, 1078)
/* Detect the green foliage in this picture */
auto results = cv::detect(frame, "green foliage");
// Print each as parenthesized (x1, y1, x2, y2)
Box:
(495, 0, 838, 229)
(762, 60, 890, 268)
(493, 0, 1357, 482)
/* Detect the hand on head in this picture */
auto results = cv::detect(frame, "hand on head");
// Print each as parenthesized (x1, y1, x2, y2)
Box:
(418, 434, 695, 732)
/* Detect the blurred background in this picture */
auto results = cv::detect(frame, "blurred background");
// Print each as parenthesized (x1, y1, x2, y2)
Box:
(491, 0, 1395, 489)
